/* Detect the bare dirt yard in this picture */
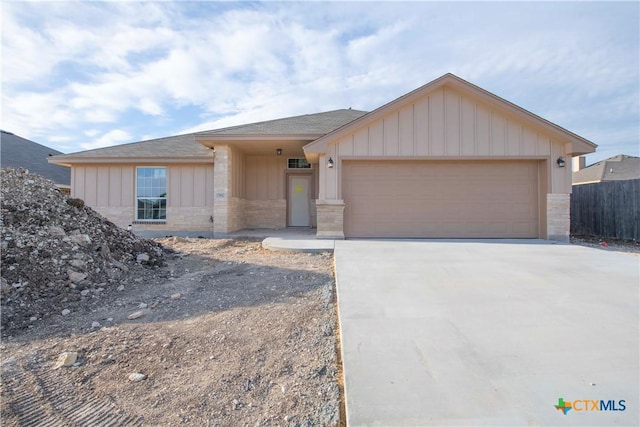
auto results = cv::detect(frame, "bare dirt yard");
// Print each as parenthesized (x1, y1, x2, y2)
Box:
(1, 237, 341, 426)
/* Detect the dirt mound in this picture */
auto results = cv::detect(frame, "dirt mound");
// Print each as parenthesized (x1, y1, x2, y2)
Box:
(1, 167, 164, 335)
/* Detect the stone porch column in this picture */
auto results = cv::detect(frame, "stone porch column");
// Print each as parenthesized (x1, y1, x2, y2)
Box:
(316, 199, 345, 239)
(212, 146, 246, 233)
(547, 193, 570, 242)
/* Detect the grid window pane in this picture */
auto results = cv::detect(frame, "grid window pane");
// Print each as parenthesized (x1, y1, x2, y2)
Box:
(136, 167, 167, 220)
(288, 158, 311, 169)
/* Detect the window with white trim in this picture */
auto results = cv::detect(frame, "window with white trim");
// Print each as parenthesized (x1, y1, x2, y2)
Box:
(287, 158, 312, 169)
(136, 167, 167, 221)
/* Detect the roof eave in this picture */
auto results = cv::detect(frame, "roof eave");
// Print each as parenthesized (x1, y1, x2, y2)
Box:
(48, 156, 214, 166)
(567, 139, 598, 156)
(194, 133, 323, 142)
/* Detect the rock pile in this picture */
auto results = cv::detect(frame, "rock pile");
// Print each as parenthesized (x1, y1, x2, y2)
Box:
(1, 168, 164, 335)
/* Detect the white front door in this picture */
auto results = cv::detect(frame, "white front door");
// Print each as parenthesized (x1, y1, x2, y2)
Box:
(288, 175, 311, 227)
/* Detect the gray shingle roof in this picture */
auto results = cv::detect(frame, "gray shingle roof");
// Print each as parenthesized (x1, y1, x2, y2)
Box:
(197, 109, 368, 136)
(1, 130, 71, 185)
(47, 109, 368, 163)
(573, 154, 640, 184)
(53, 133, 212, 159)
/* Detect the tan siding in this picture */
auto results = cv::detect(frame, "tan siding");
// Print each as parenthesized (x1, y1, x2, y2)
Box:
(507, 120, 521, 156)
(257, 158, 268, 199)
(103, 165, 135, 207)
(85, 167, 97, 206)
(399, 106, 414, 156)
(429, 88, 445, 156)
(321, 85, 571, 163)
(461, 97, 475, 156)
(339, 136, 353, 157)
(181, 167, 195, 207)
(383, 113, 399, 156)
(205, 166, 214, 207)
(476, 105, 491, 155)
(445, 89, 460, 156)
(490, 113, 506, 156)
(245, 157, 257, 199)
(550, 142, 569, 193)
(318, 155, 326, 198)
(230, 148, 245, 198)
(415, 98, 429, 156)
(537, 135, 551, 156)
(96, 167, 109, 205)
(326, 146, 338, 199)
(267, 157, 279, 199)
(121, 167, 134, 207)
(193, 167, 206, 207)
(73, 167, 84, 199)
(324, 144, 340, 199)
(369, 121, 384, 156)
(354, 128, 369, 156)
(108, 166, 121, 206)
(169, 167, 181, 206)
(245, 155, 287, 200)
(165, 164, 214, 208)
(522, 128, 537, 156)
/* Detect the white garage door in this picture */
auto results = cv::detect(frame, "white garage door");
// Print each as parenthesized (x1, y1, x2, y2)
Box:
(343, 160, 539, 238)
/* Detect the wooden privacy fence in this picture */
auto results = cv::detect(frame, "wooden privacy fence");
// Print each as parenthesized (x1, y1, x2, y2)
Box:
(571, 179, 640, 241)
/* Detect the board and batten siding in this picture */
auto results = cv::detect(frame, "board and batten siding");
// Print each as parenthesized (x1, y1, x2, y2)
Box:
(230, 147, 245, 198)
(72, 165, 134, 207)
(321, 86, 572, 200)
(71, 164, 215, 228)
(168, 165, 215, 208)
(245, 156, 288, 200)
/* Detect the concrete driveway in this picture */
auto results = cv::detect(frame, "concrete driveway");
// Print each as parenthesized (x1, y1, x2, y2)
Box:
(334, 240, 639, 426)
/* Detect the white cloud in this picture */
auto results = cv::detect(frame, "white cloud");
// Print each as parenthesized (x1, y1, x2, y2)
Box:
(48, 135, 74, 143)
(1, 1, 637, 162)
(80, 129, 132, 151)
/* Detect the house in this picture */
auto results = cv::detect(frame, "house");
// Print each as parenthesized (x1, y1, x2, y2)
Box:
(572, 154, 640, 185)
(1, 130, 71, 191)
(49, 73, 597, 241)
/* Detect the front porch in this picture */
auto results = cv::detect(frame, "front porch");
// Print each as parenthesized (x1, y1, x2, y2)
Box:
(211, 146, 319, 235)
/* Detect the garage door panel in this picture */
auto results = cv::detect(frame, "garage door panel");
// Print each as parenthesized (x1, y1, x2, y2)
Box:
(343, 161, 539, 238)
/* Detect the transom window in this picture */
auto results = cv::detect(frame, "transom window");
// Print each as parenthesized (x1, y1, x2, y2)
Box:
(136, 167, 167, 221)
(287, 158, 311, 169)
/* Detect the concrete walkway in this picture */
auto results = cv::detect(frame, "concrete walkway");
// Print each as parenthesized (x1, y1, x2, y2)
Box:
(137, 227, 335, 253)
(254, 229, 335, 253)
(334, 239, 639, 426)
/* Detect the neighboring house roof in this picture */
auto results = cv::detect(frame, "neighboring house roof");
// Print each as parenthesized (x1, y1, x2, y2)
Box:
(304, 73, 597, 159)
(573, 154, 640, 185)
(49, 109, 368, 165)
(196, 109, 368, 138)
(1, 130, 71, 186)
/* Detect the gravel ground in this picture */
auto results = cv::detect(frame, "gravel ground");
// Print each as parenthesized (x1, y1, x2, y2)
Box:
(1, 238, 341, 426)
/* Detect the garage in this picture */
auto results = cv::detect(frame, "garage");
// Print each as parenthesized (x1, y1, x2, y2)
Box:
(305, 74, 597, 241)
(342, 160, 539, 238)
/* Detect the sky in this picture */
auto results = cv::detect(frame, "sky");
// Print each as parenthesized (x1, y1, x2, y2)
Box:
(1, 1, 638, 165)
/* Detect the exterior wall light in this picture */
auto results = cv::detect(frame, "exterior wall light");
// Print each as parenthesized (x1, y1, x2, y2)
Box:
(327, 157, 334, 168)
(557, 157, 566, 167)
(276, 148, 282, 156)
